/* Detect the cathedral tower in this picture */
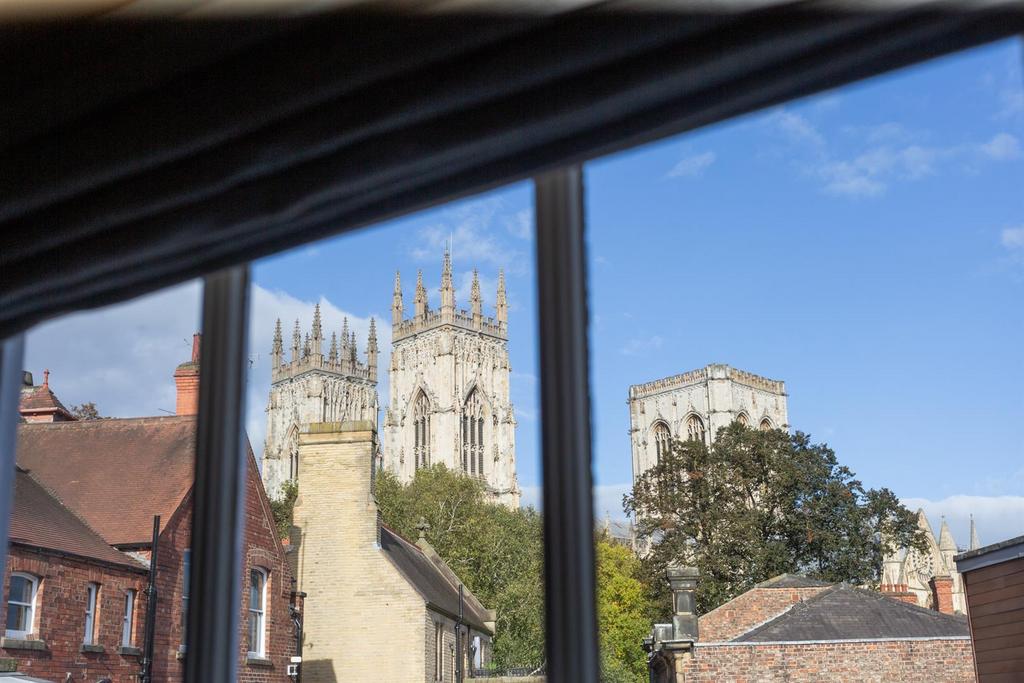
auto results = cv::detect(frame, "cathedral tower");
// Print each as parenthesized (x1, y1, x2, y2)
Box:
(384, 251, 519, 507)
(261, 305, 380, 498)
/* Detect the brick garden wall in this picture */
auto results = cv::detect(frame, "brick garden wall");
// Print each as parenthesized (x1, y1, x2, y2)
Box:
(676, 638, 976, 682)
(1, 545, 148, 683)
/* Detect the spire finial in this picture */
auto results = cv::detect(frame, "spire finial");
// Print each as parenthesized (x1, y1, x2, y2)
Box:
(496, 268, 508, 326)
(394, 270, 402, 294)
(329, 332, 338, 363)
(273, 318, 283, 353)
(471, 268, 482, 318)
(415, 269, 428, 317)
(312, 303, 322, 339)
(440, 246, 454, 310)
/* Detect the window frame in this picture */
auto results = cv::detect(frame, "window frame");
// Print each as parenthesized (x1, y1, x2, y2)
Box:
(247, 567, 268, 658)
(121, 588, 136, 647)
(181, 549, 191, 647)
(83, 582, 99, 645)
(5, 572, 38, 639)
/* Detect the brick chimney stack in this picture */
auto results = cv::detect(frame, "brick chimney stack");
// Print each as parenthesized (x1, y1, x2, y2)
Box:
(174, 333, 201, 416)
(929, 574, 954, 614)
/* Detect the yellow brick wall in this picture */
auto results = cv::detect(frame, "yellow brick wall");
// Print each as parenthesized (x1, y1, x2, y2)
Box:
(292, 421, 427, 683)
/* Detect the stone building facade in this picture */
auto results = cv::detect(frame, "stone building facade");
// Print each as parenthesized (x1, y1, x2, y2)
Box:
(291, 421, 495, 683)
(881, 509, 980, 615)
(628, 364, 788, 483)
(384, 252, 519, 507)
(262, 307, 379, 499)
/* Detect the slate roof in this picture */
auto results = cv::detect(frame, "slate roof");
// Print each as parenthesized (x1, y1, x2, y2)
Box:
(734, 583, 969, 642)
(380, 526, 493, 634)
(9, 468, 144, 570)
(16, 416, 197, 546)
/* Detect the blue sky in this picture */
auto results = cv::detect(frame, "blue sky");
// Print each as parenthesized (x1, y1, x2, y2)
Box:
(27, 39, 1023, 545)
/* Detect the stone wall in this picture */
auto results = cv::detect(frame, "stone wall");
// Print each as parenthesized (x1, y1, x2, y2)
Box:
(293, 422, 426, 683)
(628, 364, 789, 484)
(676, 638, 975, 682)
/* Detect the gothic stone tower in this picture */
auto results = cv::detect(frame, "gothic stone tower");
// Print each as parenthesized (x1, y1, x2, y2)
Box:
(384, 251, 520, 507)
(261, 305, 380, 498)
(628, 364, 789, 486)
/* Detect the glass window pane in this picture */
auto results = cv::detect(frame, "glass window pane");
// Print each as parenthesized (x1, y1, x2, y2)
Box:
(588, 38, 1023, 682)
(249, 182, 546, 679)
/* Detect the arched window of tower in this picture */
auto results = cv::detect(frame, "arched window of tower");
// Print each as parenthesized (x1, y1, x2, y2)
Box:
(652, 422, 671, 464)
(760, 417, 773, 431)
(686, 414, 705, 443)
(736, 413, 749, 427)
(414, 390, 431, 468)
(462, 389, 485, 477)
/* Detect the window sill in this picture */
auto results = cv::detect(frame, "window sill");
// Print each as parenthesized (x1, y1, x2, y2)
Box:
(80, 643, 105, 654)
(246, 654, 273, 668)
(119, 646, 142, 656)
(1, 637, 46, 651)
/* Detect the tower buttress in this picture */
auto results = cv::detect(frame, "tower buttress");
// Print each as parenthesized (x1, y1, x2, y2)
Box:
(440, 247, 455, 314)
(496, 269, 508, 327)
(271, 318, 283, 378)
(367, 318, 379, 380)
(414, 270, 427, 319)
(471, 268, 482, 325)
(392, 271, 403, 326)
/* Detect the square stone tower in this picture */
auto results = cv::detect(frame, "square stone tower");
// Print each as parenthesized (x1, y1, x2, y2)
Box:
(628, 364, 788, 486)
(383, 250, 519, 507)
(261, 306, 379, 499)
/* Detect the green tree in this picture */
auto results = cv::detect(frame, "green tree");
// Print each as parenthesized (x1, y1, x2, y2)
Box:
(596, 535, 657, 683)
(269, 479, 298, 540)
(375, 465, 545, 669)
(625, 423, 926, 615)
(71, 402, 104, 420)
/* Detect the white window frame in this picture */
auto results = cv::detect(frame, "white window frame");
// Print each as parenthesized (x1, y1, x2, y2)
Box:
(121, 588, 136, 647)
(5, 572, 38, 639)
(434, 621, 443, 681)
(247, 567, 267, 658)
(83, 582, 99, 645)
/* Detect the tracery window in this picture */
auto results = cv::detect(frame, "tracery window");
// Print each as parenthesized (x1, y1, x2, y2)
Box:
(736, 413, 749, 427)
(760, 418, 772, 431)
(414, 391, 431, 468)
(652, 422, 671, 464)
(462, 389, 485, 476)
(686, 414, 705, 443)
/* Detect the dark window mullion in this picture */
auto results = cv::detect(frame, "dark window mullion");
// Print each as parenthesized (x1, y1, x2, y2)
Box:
(0, 335, 26, 585)
(534, 166, 599, 682)
(185, 266, 251, 683)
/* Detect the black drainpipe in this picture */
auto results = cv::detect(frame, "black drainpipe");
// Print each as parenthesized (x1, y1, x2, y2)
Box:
(140, 515, 160, 683)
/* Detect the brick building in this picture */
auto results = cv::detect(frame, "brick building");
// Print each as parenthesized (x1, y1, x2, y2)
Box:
(648, 573, 975, 683)
(6, 340, 296, 682)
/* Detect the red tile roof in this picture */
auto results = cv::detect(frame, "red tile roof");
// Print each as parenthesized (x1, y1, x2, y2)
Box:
(16, 416, 197, 546)
(9, 467, 144, 569)
(18, 384, 75, 421)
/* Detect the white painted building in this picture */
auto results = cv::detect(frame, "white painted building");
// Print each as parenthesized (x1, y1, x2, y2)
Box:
(383, 251, 520, 507)
(628, 364, 789, 485)
(261, 309, 380, 499)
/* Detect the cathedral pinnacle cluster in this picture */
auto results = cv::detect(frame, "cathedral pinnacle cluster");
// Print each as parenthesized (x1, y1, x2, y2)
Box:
(385, 249, 519, 507)
(262, 305, 380, 498)
(261, 249, 520, 508)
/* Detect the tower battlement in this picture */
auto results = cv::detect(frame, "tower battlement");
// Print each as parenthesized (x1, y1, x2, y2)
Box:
(391, 250, 508, 342)
(270, 305, 379, 384)
(629, 363, 786, 400)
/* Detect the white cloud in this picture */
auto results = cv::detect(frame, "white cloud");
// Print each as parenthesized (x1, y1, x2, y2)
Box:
(902, 495, 1024, 550)
(666, 151, 716, 178)
(770, 109, 826, 148)
(979, 132, 1021, 160)
(505, 208, 532, 240)
(1001, 226, 1024, 250)
(620, 335, 664, 356)
(25, 283, 391, 463)
(411, 197, 529, 275)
